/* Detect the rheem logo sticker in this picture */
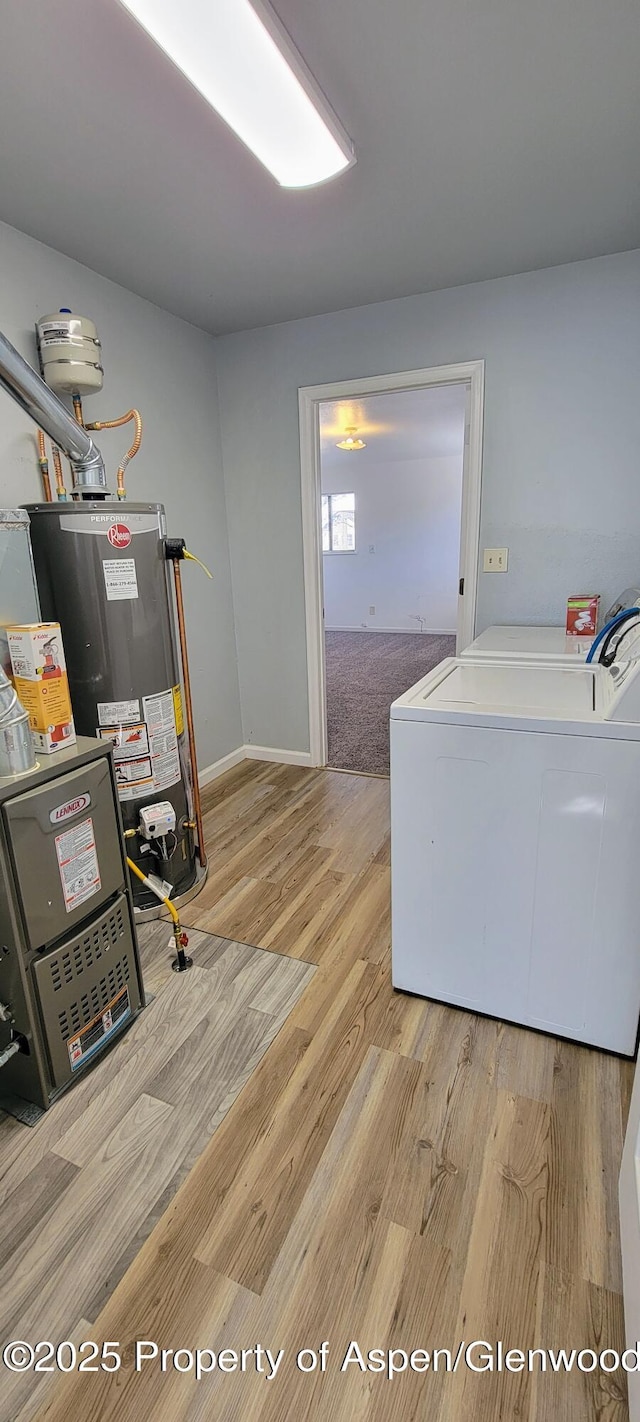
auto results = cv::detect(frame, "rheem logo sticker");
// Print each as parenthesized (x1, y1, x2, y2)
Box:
(107, 523, 132, 549)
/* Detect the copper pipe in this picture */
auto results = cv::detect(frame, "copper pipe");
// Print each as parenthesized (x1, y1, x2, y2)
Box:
(36, 430, 52, 502)
(72, 394, 84, 427)
(86, 409, 142, 500)
(51, 445, 67, 501)
(172, 557, 207, 870)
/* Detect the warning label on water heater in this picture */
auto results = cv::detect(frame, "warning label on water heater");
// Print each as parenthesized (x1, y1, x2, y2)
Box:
(102, 557, 139, 601)
(98, 722, 149, 760)
(97, 699, 140, 727)
(113, 756, 154, 799)
(96, 689, 181, 802)
(143, 688, 181, 793)
(55, 816, 101, 914)
(98, 722, 154, 801)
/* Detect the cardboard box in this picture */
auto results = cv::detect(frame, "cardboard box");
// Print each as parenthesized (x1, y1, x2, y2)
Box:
(6, 623, 76, 753)
(566, 595, 599, 638)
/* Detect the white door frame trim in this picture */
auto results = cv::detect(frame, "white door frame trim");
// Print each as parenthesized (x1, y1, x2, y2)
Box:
(299, 360, 485, 766)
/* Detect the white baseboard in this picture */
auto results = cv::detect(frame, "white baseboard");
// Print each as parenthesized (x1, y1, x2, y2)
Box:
(198, 746, 246, 786)
(244, 744, 313, 767)
(325, 624, 457, 636)
(198, 743, 313, 784)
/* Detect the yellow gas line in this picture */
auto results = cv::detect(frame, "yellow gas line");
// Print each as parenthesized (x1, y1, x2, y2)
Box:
(125, 852, 192, 972)
(126, 855, 178, 923)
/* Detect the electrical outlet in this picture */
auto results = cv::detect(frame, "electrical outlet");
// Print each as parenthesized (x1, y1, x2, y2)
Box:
(483, 548, 509, 572)
(369, 605, 376, 615)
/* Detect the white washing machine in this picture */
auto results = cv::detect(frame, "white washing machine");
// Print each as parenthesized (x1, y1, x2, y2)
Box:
(390, 655, 640, 1053)
(463, 588, 640, 664)
(461, 625, 593, 662)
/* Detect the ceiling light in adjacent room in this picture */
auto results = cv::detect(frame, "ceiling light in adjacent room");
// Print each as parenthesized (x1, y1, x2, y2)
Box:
(336, 427, 366, 451)
(117, 0, 355, 188)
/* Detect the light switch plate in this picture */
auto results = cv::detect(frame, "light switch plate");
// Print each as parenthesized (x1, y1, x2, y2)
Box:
(483, 547, 509, 572)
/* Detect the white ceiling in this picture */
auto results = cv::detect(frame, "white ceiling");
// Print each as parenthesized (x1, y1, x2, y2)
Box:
(319, 384, 468, 470)
(0, 0, 639, 335)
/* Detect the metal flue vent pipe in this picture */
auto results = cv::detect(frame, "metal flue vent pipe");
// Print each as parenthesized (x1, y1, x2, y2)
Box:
(0, 330, 107, 496)
(0, 666, 35, 778)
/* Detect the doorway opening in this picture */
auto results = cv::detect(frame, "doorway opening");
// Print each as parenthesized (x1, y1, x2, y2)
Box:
(299, 362, 484, 772)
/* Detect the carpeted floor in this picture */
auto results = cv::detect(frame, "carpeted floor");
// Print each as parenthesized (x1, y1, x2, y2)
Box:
(325, 629, 456, 775)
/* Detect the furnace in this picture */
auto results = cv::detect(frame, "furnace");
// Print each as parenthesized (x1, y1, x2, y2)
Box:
(0, 736, 143, 1118)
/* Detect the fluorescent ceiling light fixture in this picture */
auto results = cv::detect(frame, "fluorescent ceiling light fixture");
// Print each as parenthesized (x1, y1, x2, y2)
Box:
(117, 0, 355, 188)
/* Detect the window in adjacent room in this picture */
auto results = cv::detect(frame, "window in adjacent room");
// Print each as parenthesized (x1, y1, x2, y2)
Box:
(322, 492, 356, 552)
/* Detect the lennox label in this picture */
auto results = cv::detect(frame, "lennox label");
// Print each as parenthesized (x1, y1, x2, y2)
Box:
(50, 792, 91, 825)
(107, 523, 132, 549)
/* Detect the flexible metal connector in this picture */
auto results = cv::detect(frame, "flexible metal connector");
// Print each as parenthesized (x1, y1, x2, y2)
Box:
(0, 1040, 20, 1071)
(86, 409, 142, 500)
(0, 330, 108, 496)
(36, 430, 52, 502)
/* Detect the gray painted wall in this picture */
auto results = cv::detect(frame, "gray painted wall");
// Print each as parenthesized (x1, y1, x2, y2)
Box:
(322, 454, 463, 633)
(0, 219, 242, 772)
(216, 249, 640, 754)
(3, 222, 638, 766)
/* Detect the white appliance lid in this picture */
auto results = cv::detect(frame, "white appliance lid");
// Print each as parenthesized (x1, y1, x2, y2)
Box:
(469, 625, 590, 655)
(406, 661, 596, 718)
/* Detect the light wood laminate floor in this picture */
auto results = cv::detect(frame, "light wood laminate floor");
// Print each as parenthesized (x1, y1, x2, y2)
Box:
(0, 911, 314, 1422)
(21, 760, 635, 1421)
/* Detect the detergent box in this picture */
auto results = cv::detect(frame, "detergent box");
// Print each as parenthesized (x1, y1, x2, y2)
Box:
(566, 595, 599, 638)
(6, 622, 76, 753)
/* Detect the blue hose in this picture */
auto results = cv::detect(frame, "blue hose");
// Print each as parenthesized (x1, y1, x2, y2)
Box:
(585, 609, 640, 663)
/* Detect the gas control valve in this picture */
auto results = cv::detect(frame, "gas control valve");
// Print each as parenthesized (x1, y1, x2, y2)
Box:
(138, 802, 177, 840)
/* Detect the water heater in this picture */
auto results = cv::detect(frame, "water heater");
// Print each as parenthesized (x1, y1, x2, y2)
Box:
(25, 502, 198, 911)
